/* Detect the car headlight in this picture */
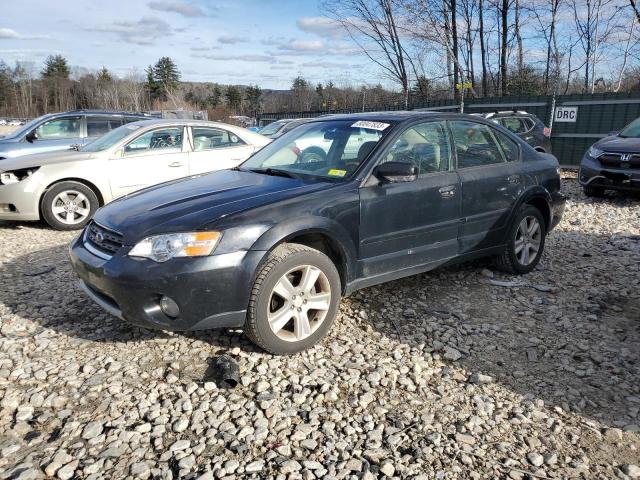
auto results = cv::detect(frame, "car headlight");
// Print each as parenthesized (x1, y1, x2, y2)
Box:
(587, 146, 603, 158)
(129, 231, 221, 262)
(0, 167, 40, 185)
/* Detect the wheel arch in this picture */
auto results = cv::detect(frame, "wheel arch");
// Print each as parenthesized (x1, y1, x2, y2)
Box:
(42, 177, 106, 207)
(251, 218, 357, 294)
(502, 187, 552, 244)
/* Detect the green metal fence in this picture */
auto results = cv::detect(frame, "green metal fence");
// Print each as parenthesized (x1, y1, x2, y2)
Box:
(258, 92, 640, 167)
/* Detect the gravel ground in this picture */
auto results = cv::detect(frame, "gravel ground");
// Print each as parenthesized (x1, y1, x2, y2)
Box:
(0, 176, 638, 480)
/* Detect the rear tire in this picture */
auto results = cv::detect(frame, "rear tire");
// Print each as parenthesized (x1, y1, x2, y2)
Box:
(583, 185, 605, 197)
(494, 205, 547, 275)
(244, 243, 341, 355)
(41, 181, 99, 231)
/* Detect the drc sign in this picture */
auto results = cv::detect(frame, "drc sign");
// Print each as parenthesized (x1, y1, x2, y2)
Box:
(554, 106, 578, 122)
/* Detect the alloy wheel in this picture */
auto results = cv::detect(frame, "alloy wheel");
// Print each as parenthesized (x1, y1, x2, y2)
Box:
(267, 264, 332, 342)
(514, 216, 542, 265)
(51, 190, 91, 225)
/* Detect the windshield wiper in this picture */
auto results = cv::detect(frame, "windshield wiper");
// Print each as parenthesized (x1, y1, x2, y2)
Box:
(247, 168, 299, 179)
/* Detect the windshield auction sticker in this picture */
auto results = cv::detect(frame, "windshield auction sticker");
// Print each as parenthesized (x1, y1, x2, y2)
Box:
(351, 121, 390, 131)
(328, 169, 347, 177)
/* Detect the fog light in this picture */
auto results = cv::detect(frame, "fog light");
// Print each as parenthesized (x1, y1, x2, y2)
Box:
(160, 296, 180, 318)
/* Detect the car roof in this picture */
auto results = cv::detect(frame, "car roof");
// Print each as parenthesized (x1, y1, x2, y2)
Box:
(302, 111, 492, 123)
(125, 119, 247, 128)
(52, 110, 152, 117)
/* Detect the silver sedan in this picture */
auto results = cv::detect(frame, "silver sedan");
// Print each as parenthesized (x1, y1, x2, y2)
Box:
(0, 119, 270, 230)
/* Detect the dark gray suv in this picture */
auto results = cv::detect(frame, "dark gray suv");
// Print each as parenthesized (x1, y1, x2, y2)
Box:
(579, 117, 640, 196)
(0, 110, 151, 160)
(480, 111, 552, 153)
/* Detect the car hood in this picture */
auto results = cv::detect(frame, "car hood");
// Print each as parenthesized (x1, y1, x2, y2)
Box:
(594, 135, 640, 153)
(0, 150, 94, 171)
(94, 169, 336, 244)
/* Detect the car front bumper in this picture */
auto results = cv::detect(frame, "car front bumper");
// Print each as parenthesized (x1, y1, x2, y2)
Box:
(579, 157, 640, 192)
(69, 232, 266, 331)
(0, 179, 41, 221)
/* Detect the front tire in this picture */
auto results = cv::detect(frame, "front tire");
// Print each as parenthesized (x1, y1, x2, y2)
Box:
(494, 205, 547, 274)
(41, 181, 99, 231)
(245, 243, 341, 354)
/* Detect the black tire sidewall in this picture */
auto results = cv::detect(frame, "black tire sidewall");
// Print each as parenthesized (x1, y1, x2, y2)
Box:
(506, 205, 547, 274)
(41, 181, 99, 231)
(251, 249, 341, 354)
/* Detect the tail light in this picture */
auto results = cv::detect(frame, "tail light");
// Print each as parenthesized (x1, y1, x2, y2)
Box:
(543, 127, 551, 138)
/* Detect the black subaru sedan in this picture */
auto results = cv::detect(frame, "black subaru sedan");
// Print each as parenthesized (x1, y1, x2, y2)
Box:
(69, 112, 565, 354)
(579, 117, 640, 196)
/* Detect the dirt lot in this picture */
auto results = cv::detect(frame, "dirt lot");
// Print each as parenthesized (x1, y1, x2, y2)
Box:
(0, 177, 638, 480)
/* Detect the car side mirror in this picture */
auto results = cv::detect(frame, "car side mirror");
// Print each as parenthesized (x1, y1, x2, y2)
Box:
(374, 162, 418, 183)
(113, 148, 124, 158)
(608, 130, 619, 136)
(25, 130, 38, 143)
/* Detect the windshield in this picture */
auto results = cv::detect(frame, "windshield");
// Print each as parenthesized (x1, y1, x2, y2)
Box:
(259, 120, 288, 136)
(2, 115, 47, 139)
(619, 118, 640, 138)
(240, 119, 390, 180)
(82, 124, 142, 152)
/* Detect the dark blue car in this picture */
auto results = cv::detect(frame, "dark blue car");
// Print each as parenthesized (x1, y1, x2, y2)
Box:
(579, 117, 640, 196)
(69, 112, 565, 354)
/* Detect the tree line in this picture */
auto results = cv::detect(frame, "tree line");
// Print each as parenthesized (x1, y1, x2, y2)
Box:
(323, 0, 640, 107)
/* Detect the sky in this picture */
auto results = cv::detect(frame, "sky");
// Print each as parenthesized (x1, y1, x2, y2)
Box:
(0, 0, 373, 89)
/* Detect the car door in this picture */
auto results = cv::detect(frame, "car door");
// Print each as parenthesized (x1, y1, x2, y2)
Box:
(450, 120, 524, 253)
(108, 126, 189, 198)
(24, 116, 82, 154)
(188, 126, 255, 175)
(359, 121, 461, 278)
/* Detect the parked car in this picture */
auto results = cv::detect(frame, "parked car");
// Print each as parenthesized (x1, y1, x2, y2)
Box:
(478, 111, 552, 153)
(259, 118, 310, 139)
(69, 112, 565, 354)
(0, 110, 151, 159)
(579, 117, 640, 196)
(0, 119, 270, 230)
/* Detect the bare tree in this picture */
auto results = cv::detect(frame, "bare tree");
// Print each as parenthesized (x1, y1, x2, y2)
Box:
(323, 0, 417, 107)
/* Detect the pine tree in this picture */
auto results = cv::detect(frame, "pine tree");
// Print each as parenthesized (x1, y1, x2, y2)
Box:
(245, 85, 262, 117)
(96, 66, 112, 85)
(41, 55, 70, 79)
(225, 86, 242, 112)
(153, 57, 180, 92)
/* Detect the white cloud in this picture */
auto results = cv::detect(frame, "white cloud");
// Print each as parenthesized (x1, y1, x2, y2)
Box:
(218, 34, 247, 45)
(0, 28, 49, 40)
(93, 17, 172, 45)
(278, 39, 326, 52)
(296, 17, 344, 39)
(147, 1, 206, 18)
(198, 54, 276, 63)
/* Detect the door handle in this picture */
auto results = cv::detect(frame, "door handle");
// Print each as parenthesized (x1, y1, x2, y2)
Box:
(439, 185, 457, 198)
(507, 175, 520, 185)
(168, 161, 183, 167)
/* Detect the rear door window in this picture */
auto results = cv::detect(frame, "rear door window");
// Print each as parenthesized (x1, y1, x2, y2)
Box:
(191, 127, 246, 151)
(87, 117, 124, 137)
(450, 121, 506, 168)
(499, 117, 530, 134)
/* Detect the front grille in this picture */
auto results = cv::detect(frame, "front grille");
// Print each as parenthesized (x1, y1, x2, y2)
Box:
(85, 221, 123, 256)
(599, 152, 640, 168)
